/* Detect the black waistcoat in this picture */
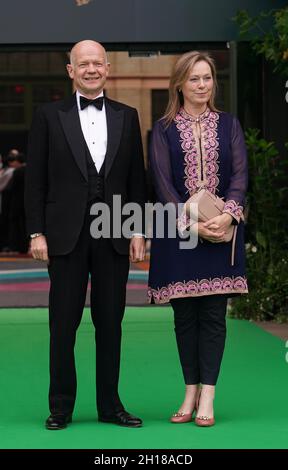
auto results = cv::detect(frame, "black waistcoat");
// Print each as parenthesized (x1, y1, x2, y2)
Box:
(85, 146, 105, 201)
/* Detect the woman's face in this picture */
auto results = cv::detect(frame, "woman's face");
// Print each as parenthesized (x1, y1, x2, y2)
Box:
(181, 60, 214, 108)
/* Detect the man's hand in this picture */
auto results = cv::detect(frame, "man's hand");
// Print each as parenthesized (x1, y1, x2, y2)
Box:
(129, 236, 145, 263)
(30, 235, 49, 262)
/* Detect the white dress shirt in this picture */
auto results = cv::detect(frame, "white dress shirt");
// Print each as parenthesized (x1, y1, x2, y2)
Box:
(76, 90, 107, 173)
(76, 91, 144, 240)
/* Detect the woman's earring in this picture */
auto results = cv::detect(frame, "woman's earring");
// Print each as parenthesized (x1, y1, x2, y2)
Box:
(178, 88, 181, 92)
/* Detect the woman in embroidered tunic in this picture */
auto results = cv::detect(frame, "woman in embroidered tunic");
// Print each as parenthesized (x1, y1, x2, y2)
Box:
(148, 51, 248, 426)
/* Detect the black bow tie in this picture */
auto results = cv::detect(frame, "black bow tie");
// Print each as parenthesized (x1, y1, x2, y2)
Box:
(80, 96, 104, 111)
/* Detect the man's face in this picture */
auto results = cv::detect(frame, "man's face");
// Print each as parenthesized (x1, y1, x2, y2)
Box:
(67, 43, 110, 98)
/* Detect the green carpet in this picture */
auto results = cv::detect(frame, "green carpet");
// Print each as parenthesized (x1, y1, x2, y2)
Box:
(0, 307, 287, 449)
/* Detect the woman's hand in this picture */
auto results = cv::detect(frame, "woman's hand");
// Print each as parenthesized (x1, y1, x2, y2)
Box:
(204, 213, 233, 233)
(192, 213, 233, 243)
(194, 222, 225, 243)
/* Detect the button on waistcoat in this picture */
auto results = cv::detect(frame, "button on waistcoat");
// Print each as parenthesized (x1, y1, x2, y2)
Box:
(85, 146, 105, 201)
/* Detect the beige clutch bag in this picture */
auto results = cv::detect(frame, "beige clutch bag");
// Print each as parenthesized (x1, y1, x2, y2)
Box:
(184, 188, 234, 242)
(184, 188, 237, 265)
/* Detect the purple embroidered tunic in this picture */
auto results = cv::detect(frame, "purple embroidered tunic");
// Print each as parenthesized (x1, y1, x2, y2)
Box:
(148, 108, 248, 304)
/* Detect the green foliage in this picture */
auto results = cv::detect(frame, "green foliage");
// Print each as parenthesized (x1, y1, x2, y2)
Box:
(230, 129, 288, 322)
(234, 7, 288, 75)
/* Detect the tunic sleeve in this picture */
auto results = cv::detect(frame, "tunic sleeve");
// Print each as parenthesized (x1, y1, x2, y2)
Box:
(149, 120, 191, 232)
(223, 116, 248, 223)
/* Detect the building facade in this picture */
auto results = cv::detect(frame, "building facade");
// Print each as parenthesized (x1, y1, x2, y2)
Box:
(0, 0, 287, 157)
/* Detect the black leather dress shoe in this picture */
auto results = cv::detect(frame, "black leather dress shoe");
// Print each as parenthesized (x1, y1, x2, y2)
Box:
(45, 414, 72, 430)
(99, 410, 142, 428)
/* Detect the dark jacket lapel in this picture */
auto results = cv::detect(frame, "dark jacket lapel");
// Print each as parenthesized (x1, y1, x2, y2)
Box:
(58, 94, 88, 181)
(104, 98, 124, 178)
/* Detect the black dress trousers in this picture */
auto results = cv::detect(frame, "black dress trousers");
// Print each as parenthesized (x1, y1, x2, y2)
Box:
(48, 204, 129, 416)
(171, 295, 228, 385)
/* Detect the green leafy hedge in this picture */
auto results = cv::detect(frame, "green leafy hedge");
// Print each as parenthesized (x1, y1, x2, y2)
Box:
(230, 129, 288, 322)
(234, 6, 288, 76)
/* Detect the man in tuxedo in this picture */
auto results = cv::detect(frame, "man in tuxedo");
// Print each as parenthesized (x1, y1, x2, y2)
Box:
(25, 40, 146, 430)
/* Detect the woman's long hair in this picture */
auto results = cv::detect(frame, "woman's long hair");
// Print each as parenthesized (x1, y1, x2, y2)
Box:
(163, 51, 219, 126)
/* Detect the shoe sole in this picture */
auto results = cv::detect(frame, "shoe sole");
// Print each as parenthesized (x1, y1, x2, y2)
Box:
(170, 419, 193, 424)
(99, 419, 142, 428)
(45, 418, 72, 430)
(195, 420, 215, 427)
(45, 425, 67, 430)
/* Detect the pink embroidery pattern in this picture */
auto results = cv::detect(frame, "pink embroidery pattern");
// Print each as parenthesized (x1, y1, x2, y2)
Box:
(223, 200, 244, 222)
(174, 109, 220, 194)
(148, 276, 248, 304)
(177, 212, 191, 235)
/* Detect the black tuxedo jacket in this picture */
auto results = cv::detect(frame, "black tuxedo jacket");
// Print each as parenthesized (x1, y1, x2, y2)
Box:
(25, 94, 146, 256)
